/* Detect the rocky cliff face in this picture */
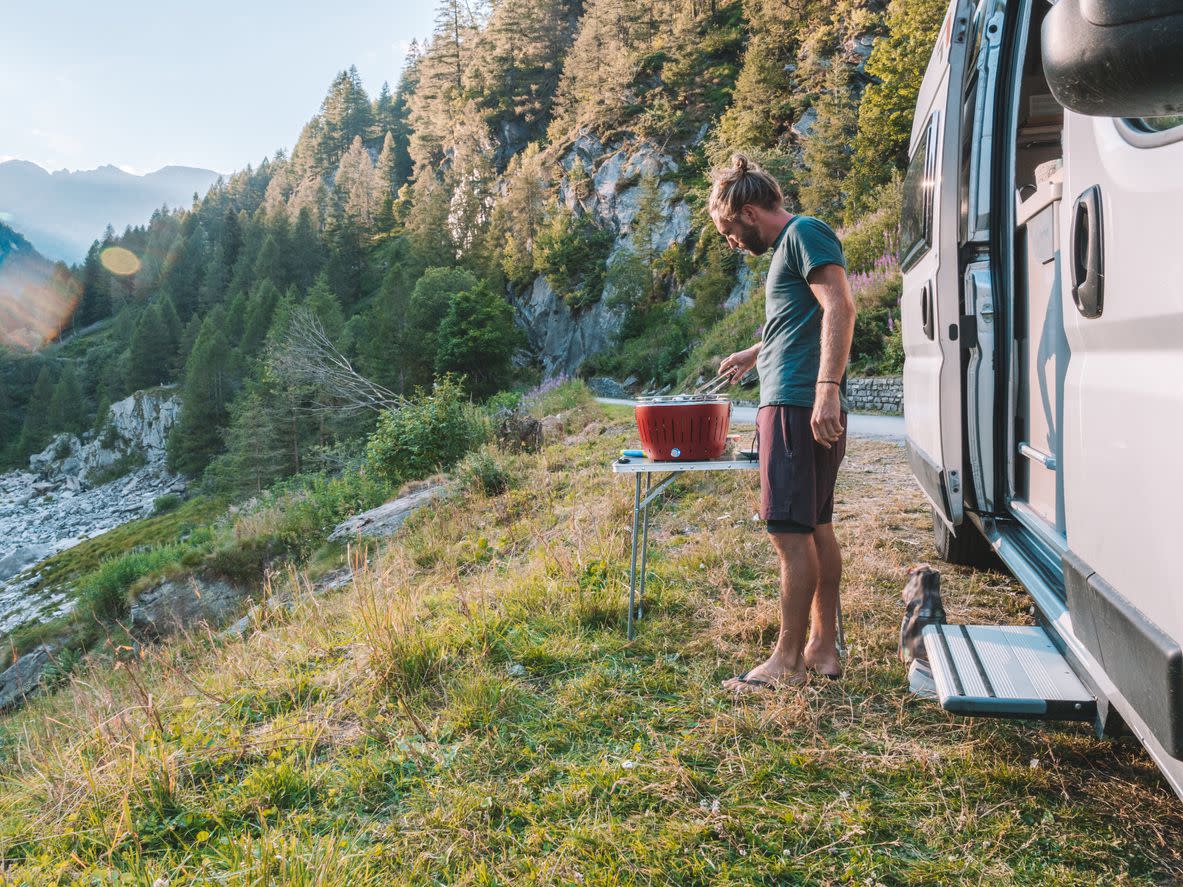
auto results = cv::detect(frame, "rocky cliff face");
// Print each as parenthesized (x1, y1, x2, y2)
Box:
(510, 133, 697, 377)
(0, 389, 187, 637)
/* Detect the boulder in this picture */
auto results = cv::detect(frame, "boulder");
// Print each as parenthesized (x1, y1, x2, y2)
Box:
(511, 276, 626, 378)
(0, 543, 53, 582)
(329, 484, 449, 542)
(493, 410, 544, 453)
(130, 574, 250, 640)
(0, 645, 53, 711)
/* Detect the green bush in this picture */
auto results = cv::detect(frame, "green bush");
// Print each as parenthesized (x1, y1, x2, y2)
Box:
(457, 445, 516, 497)
(839, 176, 902, 273)
(87, 451, 147, 487)
(533, 206, 615, 308)
(75, 543, 191, 623)
(365, 376, 488, 487)
(152, 493, 182, 515)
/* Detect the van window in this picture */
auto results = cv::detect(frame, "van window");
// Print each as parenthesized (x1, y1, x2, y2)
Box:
(900, 116, 938, 270)
(1129, 115, 1183, 133)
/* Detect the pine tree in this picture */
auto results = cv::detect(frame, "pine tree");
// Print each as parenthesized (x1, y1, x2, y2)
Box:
(434, 282, 520, 397)
(800, 63, 859, 224)
(47, 363, 84, 434)
(205, 385, 287, 494)
(846, 0, 946, 219)
(167, 307, 235, 476)
(303, 273, 346, 343)
(127, 303, 174, 390)
(239, 279, 282, 358)
(333, 135, 381, 229)
(406, 266, 478, 388)
(287, 207, 324, 293)
(18, 365, 55, 456)
(315, 67, 375, 172)
(76, 241, 112, 327)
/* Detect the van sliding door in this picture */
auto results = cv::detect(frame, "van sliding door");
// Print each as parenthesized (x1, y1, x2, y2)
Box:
(902, 0, 974, 528)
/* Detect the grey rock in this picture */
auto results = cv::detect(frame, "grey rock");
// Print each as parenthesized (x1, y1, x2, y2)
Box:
(792, 107, 818, 139)
(130, 574, 249, 640)
(0, 645, 53, 711)
(329, 484, 449, 542)
(511, 275, 626, 377)
(723, 265, 756, 311)
(586, 378, 631, 400)
(0, 544, 53, 582)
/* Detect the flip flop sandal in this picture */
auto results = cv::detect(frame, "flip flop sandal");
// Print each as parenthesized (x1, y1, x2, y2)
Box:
(724, 670, 773, 691)
(807, 666, 842, 680)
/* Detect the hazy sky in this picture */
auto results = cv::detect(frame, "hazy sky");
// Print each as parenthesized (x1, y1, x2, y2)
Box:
(0, 0, 437, 176)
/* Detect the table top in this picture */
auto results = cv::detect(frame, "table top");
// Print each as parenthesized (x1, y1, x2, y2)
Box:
(611, 453, 760, 474)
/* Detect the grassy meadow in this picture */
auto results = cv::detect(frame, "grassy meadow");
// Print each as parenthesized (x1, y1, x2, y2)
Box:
(0, 400, 1179, 884)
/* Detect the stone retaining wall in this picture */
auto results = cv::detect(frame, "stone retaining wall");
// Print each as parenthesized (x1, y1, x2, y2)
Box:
(846, 376, 902, 415)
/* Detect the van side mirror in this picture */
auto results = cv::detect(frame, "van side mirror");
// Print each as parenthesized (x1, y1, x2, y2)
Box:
(1042, 0, 1183, 118)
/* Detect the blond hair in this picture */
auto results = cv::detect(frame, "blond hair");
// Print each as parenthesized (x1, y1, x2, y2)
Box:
(707, 153, 784, 221)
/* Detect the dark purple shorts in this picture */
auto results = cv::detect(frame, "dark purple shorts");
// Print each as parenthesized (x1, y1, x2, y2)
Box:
(756, 405, 847, 533)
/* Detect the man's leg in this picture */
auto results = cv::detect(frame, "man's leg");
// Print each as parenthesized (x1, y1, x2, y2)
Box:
(804, 522, 842, 676)
(722, 529, 818, 690)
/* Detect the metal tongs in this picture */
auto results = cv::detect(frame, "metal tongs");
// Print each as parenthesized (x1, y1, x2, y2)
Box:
(692, 372, 733, 396)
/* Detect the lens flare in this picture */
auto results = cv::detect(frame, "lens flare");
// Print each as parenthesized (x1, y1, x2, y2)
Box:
(0, 254, 81, 351)
(100, 246, 141, 276)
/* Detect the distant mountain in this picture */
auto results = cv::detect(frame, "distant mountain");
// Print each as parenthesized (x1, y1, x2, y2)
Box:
(0, 161, 223, 263)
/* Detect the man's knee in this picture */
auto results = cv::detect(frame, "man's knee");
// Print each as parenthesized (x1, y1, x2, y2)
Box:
(768, 528, 817, 560)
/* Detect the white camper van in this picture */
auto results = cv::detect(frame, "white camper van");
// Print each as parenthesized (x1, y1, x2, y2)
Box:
(900, 0, 1183, 796)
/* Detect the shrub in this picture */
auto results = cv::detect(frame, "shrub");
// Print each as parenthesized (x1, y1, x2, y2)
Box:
(839, 176, 903, 273)
(457, 445, 516, 497)
(87, 451, 147, 487)
(365, 376, 488, 487)
(75, 544, 188, 622)
(533, 206, 615, 308)
(153, 493, 182, 515)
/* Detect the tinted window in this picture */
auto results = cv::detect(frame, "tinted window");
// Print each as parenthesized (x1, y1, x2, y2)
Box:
(1130, 115, 1183, 133)
(900, 118, 937, 270)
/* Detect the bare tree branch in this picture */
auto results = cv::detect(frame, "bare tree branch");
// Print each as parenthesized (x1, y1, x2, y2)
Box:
(270, 306, 402, 416)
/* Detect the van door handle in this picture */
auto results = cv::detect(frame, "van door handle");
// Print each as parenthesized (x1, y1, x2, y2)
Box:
(1070, 185, 1104, 318)
(921, 282, 935, 339)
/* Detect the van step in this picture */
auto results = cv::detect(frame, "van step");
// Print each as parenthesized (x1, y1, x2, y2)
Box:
(921, 624, 1096, 720)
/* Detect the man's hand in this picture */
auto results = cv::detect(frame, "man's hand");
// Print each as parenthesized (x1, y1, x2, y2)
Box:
(811, 383, 843, 448)
(719, 343, 760, 384)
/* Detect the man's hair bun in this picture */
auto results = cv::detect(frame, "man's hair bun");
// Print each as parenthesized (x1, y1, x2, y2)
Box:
(708, 153, 783, 221)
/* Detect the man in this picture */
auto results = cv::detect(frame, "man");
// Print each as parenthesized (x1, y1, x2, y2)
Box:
(709, 153, 856, 692)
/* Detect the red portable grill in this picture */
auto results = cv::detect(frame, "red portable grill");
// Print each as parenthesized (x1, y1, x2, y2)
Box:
(634, 394, 732, 461)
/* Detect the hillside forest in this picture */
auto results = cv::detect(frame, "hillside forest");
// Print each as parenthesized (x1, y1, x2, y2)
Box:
(0, 0, 943, 494)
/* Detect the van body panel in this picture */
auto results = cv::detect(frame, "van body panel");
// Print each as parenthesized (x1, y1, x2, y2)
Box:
(902, 0, 973, 528)
(1060, 113, 1183, 642)
(904, 0, 1183, 797)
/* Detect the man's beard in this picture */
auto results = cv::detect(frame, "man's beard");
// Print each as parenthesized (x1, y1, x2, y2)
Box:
(734, 219, 768, 255)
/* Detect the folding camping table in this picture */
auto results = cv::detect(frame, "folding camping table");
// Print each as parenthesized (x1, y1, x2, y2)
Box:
(611, 453, 759, 640)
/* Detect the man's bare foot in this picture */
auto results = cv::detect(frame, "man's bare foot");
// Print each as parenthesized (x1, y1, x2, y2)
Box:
(803, 643, 841, 679)
(721, 657, 806, 694)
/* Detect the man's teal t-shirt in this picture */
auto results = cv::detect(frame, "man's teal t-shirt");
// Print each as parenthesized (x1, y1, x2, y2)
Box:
(756, 214, 848, 410)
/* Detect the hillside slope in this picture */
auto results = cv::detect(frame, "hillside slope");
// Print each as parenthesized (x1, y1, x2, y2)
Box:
(0, 401, 1178, 882)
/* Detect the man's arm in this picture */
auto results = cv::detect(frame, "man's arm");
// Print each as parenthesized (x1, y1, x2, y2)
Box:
(719, 340, 761, 383)
(808, 263, 856, 448)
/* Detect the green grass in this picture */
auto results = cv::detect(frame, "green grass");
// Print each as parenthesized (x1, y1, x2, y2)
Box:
(0, 403, 1178, 883)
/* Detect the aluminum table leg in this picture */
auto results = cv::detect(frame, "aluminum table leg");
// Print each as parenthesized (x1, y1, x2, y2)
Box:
(627, 473, 642, 640)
